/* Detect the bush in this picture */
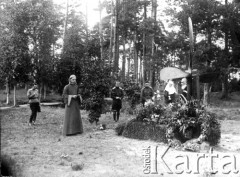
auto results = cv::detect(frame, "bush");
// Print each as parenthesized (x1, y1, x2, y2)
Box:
(115, 122, 126, 136)
(118, 100, 221, 146)
(84, 90, 105, 124)
(120, 119, 168, 143)
(199, 111, 221, 145)
(229, 78, 240, 92)
(136, 104, 165, 123)
(166, 101, 221, 145)
(120, 99, 132, 114)
(123, 81, 141, 109)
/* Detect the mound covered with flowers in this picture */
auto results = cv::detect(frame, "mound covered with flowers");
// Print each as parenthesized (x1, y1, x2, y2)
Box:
(116, 100, 221, 151)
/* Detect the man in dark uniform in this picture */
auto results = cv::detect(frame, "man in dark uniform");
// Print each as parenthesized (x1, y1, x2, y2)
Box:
(140, 82, 154, 107)
(111, 81, 124, 122)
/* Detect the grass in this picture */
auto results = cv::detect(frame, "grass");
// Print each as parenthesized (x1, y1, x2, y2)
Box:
(0, 88, 62, 107)
(120, 120, 168, 143)
(1, 93, 240, 177)
(206, 91, 240, 122)
(0, 106, 135, 177)
(208, 91, 240, 108)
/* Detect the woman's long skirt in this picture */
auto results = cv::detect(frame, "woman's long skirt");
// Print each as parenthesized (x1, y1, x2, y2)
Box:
(63, 99, 83, 136)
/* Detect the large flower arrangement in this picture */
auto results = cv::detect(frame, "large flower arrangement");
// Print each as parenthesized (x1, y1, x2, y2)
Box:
(136, 103, 166, 123)
(135, 100, 221, 146)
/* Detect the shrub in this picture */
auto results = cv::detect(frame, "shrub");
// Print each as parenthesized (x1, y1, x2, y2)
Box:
(119, 99, 221, 146)
(199, 111, 221, 145)
(120, 119, 168, 143)
(115, 122, 126, 136)
(84, 90, 105, 124)
(123, 81, 141, 109)
(229, 78, 240, 92)
(166, 100, 221, 145)
(136, 104, 165, 123)
(120, 99, 132, 114)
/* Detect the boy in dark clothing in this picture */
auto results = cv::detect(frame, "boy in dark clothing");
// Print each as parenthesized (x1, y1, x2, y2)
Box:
(27, 83, 40, 126)
(111, 81, 124, 122)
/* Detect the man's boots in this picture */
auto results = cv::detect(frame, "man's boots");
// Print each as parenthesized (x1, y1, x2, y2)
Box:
(113, 111, 117, 122)
(116, 111, 120, 122)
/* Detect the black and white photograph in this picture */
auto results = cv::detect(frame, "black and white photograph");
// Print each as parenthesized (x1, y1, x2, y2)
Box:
(0, 0, 240, 176)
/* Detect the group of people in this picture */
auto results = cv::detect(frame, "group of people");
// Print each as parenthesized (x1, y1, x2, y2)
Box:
(164, 78, 188, 104)
(27, 75, 188, 136)
(27, 75, 124, 136)
(140, 78, 188, 106)
(26, 75, 84, 136)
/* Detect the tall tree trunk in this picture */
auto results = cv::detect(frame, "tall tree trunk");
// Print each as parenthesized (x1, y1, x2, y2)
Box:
(134, 34, 138, 83)
(221, 72, 229, 99)
(43, 84, 47, 100)
(109, 0, 114, 67)
(150, 0, 157, 88)
(85, 1, 88, 40)
(122, 37, 126, 82)
(140, 52, 143, 86)
(113, 0, 119, 75)
(203, 19, 212, 105)
(127, 41, 131, 78)
(13, 84, 16, 106)
(85, 1, 89, 64)
(196, 72, 200, 103)
(121, 0, 126, 81)
(142, 2, 147, 84)
(203, 83, 210, 105)
(221, 0, 229, 99)
(99, 0, 104, 65)
(62, 0, 69, 51)
(5, 77, 10, 105)
(39, 83, 43, 103)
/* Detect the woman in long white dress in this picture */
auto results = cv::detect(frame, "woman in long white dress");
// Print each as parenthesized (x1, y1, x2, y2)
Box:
(164, 80, 177, 104)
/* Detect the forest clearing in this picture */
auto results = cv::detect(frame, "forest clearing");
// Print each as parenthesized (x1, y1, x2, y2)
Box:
(1, 92, 240, 177)
(1, 0, 240, 176)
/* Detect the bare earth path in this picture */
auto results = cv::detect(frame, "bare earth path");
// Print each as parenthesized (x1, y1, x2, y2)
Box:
(1, 106, 240, 177)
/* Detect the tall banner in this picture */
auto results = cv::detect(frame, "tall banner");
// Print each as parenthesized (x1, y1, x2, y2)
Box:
(188, 17, 194, 99)
(188, 17, 194, 52)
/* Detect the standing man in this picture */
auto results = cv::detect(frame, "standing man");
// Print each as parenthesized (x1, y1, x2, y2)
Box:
(180, 78, 188, 104)
(27, 83, 40, 126)
(111, 81, 124, 122)
(62, 75, 83, 136)
(140, 82, 154, 107)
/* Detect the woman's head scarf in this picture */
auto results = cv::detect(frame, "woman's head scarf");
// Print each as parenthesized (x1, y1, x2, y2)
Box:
(69, 75, 77, 84)
(164, 80, 176, 94)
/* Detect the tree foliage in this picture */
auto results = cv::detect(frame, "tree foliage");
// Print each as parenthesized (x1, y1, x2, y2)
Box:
(0, 1, 31, 84)
(1, 0, 240, 105)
